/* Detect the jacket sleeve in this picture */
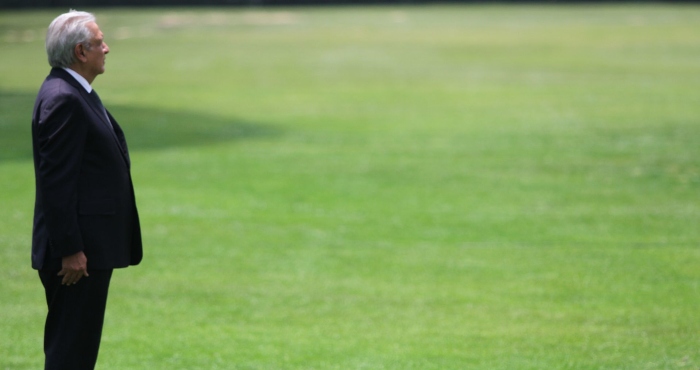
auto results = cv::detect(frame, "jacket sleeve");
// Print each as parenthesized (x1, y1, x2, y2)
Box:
(34, 92, 88, 258)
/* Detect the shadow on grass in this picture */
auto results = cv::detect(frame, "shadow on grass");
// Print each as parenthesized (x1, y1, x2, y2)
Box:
(0, 90, 281, 162)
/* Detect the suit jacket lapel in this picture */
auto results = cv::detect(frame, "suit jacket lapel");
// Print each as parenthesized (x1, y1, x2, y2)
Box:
(107, 111, 131, 167)
(81, 88, 113, 133)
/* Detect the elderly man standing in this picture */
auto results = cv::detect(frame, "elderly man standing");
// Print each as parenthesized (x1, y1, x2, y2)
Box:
(31, 10, 143, 370)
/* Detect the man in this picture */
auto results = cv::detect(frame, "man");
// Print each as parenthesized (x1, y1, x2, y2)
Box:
(31, 10, 142, 370)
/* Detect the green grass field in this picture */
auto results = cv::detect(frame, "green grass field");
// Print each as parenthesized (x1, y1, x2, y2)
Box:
(1, 4, 699, 369)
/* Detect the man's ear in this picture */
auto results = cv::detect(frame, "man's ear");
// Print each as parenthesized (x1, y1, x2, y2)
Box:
(74, 44, 87, 62)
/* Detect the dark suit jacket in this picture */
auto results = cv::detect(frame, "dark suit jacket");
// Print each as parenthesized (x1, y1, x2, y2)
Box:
(31, 68, 142, 270)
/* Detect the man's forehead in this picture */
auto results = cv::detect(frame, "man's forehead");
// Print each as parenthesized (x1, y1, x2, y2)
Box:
(87, 21, 104, 39)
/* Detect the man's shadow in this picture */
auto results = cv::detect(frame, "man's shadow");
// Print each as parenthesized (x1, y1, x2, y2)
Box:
(0, 90, 280, 162)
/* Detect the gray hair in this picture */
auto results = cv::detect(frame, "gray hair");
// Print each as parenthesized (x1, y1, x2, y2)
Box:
(45, 10, 96, 68)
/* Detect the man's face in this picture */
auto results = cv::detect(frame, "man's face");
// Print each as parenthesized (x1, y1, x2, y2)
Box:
(83, 22, 109, 78)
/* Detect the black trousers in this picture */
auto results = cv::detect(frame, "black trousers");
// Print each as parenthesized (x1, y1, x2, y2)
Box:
(39, 269, 113, 370)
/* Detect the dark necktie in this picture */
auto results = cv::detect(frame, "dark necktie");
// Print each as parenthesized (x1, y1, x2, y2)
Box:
(90, 89, 112, 127)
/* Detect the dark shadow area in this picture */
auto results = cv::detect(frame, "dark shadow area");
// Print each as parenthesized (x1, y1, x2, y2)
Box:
(0, 90, 34, 162)
(0, 90, 282, 162)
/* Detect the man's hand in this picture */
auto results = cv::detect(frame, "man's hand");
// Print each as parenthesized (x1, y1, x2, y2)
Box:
(58, 251, 89, 285)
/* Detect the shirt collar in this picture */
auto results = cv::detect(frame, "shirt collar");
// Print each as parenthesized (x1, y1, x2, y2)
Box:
(62, 67, 93, 93)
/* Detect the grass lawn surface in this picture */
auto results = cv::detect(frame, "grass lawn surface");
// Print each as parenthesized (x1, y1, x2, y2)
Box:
(1, 5, 699, 369)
